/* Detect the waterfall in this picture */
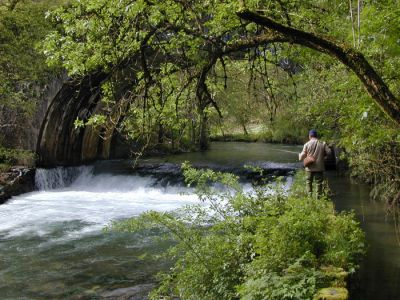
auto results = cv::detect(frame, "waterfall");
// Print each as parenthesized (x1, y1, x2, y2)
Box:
(35, 166, 93, 190)
(3, 166, 198, 239)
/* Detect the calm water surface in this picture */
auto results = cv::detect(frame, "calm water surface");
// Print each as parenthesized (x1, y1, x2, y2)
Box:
(327, 172, 400, 300)
(0, 142, 399, 299)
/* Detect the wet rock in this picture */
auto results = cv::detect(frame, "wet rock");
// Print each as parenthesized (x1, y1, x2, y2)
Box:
(97, 160, 301, 187)
(0, 166, 35, 204)
(100, 283, 156, 300)
(135, 162, 183, 177)
(133, 161, 299, 184)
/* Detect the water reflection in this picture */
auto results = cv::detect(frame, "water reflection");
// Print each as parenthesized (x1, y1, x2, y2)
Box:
(327, 171, 400, 300)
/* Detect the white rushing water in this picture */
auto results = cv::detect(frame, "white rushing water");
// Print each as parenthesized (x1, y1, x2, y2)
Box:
(0, 166, 198, 239)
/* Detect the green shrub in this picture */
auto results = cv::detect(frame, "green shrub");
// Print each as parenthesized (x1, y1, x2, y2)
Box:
(110, 167, 365, 299)
(0, 147, 35, 167)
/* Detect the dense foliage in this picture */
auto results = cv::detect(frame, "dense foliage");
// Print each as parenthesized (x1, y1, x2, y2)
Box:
(0, 0, 65, 164)
(0, 0, 57, 111)
(112, 166, 365, 299)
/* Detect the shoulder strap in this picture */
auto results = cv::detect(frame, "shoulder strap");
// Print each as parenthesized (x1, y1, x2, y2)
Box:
(310, 140, 319, 156)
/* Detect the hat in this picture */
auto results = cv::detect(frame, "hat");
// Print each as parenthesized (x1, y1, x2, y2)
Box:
(309, 129, 318, 137)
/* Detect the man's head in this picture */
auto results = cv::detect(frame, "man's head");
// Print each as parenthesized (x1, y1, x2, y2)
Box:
(309, 129, 318, 139)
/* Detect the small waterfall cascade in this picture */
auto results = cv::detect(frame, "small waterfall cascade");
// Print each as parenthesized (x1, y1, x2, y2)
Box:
(35, 166, 93, 190)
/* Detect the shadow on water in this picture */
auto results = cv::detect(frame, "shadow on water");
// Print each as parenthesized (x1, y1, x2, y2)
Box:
(326, 171, 400, 300)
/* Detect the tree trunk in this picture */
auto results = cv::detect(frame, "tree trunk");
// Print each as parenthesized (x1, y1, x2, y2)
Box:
(242, 123, 249, 135)
(157, 123, 164, 144)
(199, 109, 209, 150)
(191, 119, 196, 145)
(236, 9, 400, 126)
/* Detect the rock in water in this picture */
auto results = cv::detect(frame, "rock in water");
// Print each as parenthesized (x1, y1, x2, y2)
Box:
(100, 284, 156, 300)
(0, 166, 35, 204)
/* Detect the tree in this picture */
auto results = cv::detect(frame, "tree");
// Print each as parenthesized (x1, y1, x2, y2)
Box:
(0, 0, 66, 152)
(236, 6, 400, 126)
(42, 0, 400, 155)
(42, 0, 290, 150)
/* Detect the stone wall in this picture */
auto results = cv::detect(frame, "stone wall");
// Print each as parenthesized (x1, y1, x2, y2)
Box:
(37, 72, 132, 167)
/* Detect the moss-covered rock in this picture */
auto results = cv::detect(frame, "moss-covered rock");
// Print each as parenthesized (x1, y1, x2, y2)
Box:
(320, 265, 348, 287)
(313, 287, 349, 300)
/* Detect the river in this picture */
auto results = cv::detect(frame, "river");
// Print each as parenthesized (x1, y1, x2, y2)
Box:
(0, 142, 399, 299)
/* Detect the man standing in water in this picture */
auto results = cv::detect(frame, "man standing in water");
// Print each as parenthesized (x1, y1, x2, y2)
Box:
(299, 129, 331, 198)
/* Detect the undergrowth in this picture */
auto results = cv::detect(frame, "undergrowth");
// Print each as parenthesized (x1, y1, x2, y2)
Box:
(110, 164, 365, 300)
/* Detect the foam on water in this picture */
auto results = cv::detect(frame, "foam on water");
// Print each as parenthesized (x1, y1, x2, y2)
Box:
(0, 166, 198, 239)
(1, 165, 292, 241)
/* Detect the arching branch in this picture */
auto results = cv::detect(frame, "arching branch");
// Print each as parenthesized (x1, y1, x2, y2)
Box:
(222, 33, 288, 55)
(237, 9, 400, 126)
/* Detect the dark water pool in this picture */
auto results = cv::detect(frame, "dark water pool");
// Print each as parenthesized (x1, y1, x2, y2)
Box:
(327, 172, 400, 300)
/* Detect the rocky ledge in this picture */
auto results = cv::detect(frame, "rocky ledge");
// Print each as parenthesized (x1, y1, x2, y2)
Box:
(0, 166, 35, 204)
(132, 161, 300, 185)
(100, 283, 157, 300)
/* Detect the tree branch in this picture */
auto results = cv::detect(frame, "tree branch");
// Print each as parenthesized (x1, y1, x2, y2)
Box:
(237, 9, 400, 126)
(222, 33, 288, 55)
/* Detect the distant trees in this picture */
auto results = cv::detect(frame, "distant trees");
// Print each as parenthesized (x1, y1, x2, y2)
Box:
(0, 0, 66, 152)
(0, 0, 64, 111)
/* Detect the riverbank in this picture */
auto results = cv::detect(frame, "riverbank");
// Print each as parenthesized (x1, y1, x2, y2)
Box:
(210, 131, 304, 145)
(112, 167, 365, 299)
(0, 166, 35, 204)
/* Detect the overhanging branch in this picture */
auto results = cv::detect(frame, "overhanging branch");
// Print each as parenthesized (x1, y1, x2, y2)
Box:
(237, 9, 400, 126)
